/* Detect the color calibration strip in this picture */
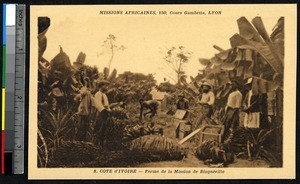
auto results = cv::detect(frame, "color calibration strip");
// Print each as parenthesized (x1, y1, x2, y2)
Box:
(2, 3, 17, 174)
(1, 4, 25, 174)
(1, 3, 8, 174)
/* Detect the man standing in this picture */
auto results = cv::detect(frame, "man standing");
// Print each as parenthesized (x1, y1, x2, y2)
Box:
(198, 82, 215, 118)
(93, 80, 110, 147)
(242, 78, 268, 129)
(193, 81, 215, 129)
(222, 80, 243, 141)
(139, 99, 161, 121)
(74, 86, 93, 141)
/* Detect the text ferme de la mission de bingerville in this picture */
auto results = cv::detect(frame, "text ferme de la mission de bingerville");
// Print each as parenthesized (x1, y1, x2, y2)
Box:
(93, 168, 225, 175)
(99, 10, 222, 15)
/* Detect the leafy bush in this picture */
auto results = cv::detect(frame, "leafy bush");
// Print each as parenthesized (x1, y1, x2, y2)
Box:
(106, 72, 156, 103)
(38, 108, 78, 158)
(230, 127, 282, 166)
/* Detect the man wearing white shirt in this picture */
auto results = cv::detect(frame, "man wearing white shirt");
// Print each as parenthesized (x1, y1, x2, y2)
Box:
(222, 80, 243, 141)
(94, 89, 110, 113)
(193, 82, 215, 129)
(93, 81, 110, 147)
(198, 82, 215, 118)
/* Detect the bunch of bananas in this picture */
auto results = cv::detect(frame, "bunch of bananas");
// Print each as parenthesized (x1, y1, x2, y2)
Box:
(195, 139, 234, 166)
(195, 139, 219, 160)
(130, 135, 184, 161)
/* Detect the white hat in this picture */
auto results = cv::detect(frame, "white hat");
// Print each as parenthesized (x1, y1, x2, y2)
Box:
(200, 81, 212, 89)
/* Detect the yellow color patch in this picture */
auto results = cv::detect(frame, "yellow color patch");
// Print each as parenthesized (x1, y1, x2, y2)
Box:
(2, 88, 5, 130)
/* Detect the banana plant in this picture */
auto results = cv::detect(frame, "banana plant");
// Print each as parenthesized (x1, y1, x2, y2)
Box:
(230, 17, 284, 79)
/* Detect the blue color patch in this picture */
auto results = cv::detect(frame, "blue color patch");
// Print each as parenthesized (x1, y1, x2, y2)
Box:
(3, 4, 6, 44)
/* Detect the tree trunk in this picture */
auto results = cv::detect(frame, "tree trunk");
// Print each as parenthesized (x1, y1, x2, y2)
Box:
(107, 40, 114, 74)
(177, 72, 181, 85)
(177, 59, 182, 85)
(275, 88, 283, 162)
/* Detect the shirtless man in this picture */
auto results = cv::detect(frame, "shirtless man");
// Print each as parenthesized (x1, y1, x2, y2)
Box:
(139, 99, 160, 121)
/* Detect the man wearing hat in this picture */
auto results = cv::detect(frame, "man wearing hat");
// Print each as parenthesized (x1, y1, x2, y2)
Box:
(222, 80, 243, 141)
(198, 81, 215, 118)
(93, 80, 111, 147)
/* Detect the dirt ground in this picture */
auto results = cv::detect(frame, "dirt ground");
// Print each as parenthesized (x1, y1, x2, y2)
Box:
(135, 111, 270, 168)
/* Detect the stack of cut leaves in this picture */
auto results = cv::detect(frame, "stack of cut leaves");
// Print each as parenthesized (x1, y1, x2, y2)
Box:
(130, 135, 184, 161)
(123, 124, 143, 142)
(53, 141, 101, 164)
(123, 122, 163, 142)
(195, 139, 234, 167)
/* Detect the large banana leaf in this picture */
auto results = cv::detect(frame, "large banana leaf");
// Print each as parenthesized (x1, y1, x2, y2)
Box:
(215, 49, 231, 60)
(230, 34, 283, 74)
(38, 29, 48, 61)
(75, 52, 86, 65)
(237, 17, 264, 42)
(234, 17, 284, 75)
(251, 77, 279, 95)
(251, 17, 284, 67)
(221, 62, 236, 71)
(270, 17, 284, 60)
(210, 56, 223, 66)
(199, 58, 211, 66)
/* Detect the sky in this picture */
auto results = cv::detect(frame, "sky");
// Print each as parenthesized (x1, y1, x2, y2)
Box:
(35, 5, 280, 84)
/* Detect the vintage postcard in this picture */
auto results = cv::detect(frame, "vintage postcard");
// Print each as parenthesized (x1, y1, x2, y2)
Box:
(29, 4, 296, 179)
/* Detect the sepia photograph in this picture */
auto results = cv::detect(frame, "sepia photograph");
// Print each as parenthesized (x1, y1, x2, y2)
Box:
(29, 4, 296, 179)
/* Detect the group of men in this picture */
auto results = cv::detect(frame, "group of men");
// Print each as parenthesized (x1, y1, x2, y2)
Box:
(168, 78, 266, 142)
(74, 69, 266, 146)
(196, 78, 267, 141)
(74, 79, 111, 147)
